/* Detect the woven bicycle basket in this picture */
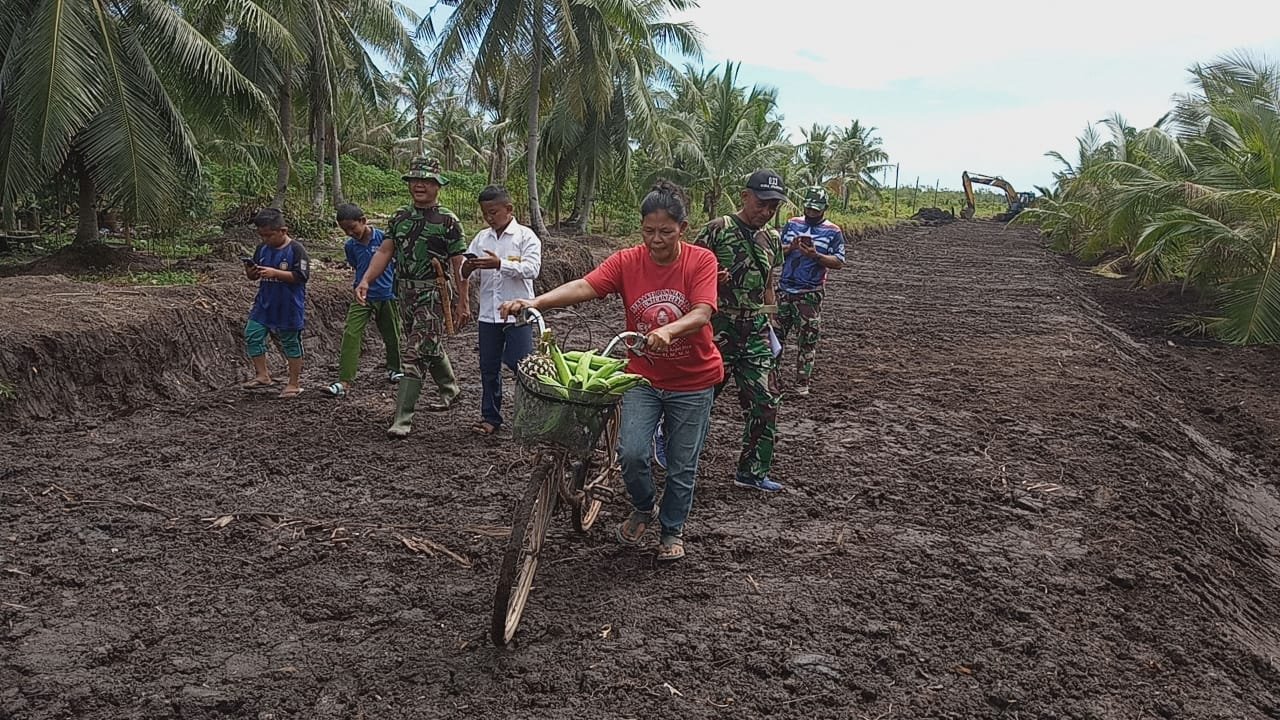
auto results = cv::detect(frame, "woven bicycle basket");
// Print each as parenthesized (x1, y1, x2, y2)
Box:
(512, 364, 619, 457)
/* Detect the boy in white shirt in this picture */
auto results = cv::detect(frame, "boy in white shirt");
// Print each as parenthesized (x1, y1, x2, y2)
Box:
(460, 186, 543, 436)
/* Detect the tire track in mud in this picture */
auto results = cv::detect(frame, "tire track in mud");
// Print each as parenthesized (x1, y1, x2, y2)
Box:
(3, 222, 1280, 719)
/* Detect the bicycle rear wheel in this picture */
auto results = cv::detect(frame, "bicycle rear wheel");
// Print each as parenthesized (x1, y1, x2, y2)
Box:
(571, 409, 621, 532)
(492, 455, 557, 646)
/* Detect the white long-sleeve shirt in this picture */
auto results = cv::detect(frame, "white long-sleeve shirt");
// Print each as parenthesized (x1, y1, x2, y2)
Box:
(465, 218, 542, 323)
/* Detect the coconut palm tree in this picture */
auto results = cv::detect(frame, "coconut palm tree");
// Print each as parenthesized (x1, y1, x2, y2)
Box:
(196, 0, 421, 208)
(1023, 53, 1280, 344)
(795, 123, 833, 187)
(423, 0, 584, 236)
(652, 63, 791, 218)
(0, 0, 276, 243)
(828, 120, 890, 208)
(400, 63, 443, 158)
(425, 0, 673, 235)
(425, 92, 483, 171)
(544, 0, 701, 232)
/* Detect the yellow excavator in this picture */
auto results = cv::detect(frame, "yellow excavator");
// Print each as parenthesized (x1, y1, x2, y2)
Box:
(960, 171, 1035, 221)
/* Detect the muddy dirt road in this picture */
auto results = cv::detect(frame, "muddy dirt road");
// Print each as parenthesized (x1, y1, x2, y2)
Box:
(3, 223, 1280, 719)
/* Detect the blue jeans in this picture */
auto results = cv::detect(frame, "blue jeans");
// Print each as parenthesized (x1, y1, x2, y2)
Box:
(618, 385, 715, 537)
(478, 321, 533, 427)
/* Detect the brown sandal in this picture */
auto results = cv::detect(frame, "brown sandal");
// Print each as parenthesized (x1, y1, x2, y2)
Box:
(657, 534, 685, 562)
(614, 509, 656, 546)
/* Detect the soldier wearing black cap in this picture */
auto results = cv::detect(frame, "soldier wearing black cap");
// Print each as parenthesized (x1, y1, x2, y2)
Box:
(692, 169, 787, 493)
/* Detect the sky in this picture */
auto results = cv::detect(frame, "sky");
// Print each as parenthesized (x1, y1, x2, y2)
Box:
(403, 0, 1280, 192)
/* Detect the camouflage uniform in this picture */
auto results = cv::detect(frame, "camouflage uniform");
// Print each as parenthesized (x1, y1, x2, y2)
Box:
(776, 188, 845, 391)
(694, 214, 783, 482)
(389, 204, 466, 391)
(385, 159, 466, 438)
(775, 291, 822, 383)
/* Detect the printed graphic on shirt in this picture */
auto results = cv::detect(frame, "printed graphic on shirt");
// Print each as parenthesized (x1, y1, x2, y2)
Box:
(629, 289, 693, 358)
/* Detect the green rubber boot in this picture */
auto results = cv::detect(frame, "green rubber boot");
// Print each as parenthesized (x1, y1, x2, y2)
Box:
(386, 377, 423, 438)
(425, 353, 462, 411)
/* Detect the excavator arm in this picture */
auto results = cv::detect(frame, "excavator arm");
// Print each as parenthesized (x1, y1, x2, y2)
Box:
(961, 171, 1024, 220)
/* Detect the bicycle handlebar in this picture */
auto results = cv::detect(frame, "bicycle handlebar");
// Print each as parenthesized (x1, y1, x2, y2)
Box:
(518, 307, 648, 362)
(518, 307, 546, 335)
(602, 331, 648, 359)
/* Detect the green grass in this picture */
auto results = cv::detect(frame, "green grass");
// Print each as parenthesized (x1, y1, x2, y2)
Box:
(0, 381, 14, 402)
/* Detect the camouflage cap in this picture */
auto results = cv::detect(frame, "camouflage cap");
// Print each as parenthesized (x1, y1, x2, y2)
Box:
(402, 157, 449, 185)
(802, 186, 829, 211)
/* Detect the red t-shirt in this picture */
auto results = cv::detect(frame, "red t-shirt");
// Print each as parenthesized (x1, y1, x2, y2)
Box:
(584, 243, 724, 392)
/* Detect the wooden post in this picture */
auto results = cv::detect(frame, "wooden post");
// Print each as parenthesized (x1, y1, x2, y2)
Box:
(892, 164, 900, 219)
(932, 179, 939, 208)
(912, 177, 920, 212)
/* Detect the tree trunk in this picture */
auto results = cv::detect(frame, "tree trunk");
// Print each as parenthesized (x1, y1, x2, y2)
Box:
(573, 163, 596, 235)
(271, 68, 293, 209)
(525, 39, 547, 237)
(311, 116, 326, 211)
(330, 121, 344, 207)
(75, 156, 98, 245)
(489, 129, 508, 184)
(415, 111, 425, 157)
(2, 200, 14, 233)
(551, 157, 571, 229)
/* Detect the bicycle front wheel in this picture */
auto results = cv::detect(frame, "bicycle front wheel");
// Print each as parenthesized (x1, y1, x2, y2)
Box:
(492, 455, 557, 646)
(572, 409, 621, 532)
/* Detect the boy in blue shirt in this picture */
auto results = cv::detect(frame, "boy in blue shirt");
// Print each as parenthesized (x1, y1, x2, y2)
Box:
(776, 186, 845, 396)
(324, 203, 403, 397)
(241, 208, 310, 398)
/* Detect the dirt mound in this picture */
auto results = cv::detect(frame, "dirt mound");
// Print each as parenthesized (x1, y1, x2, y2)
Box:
(0, 274, 349, 420)
(535, 235, 600, 293)
(0, 239, 604, 420)
(910, 207, 955, 226)
(0, 243, 166, 278)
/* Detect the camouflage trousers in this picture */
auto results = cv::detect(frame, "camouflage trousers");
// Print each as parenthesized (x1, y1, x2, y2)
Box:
(776, 289, 823, 386)
(712, 313, 781, 481)
(399, 283, 458, 397)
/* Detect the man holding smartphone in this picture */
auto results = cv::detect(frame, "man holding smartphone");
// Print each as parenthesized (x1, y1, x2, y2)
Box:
(460, 185, 541, 437)
(777, 186, 845, 396)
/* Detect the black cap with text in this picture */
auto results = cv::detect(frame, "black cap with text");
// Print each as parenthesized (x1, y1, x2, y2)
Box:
(744, 169, 786, 201)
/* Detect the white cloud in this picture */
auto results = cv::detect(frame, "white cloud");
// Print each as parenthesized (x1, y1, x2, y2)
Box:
(678, 0, 1279, 90)
(674, 0, 1280, 187)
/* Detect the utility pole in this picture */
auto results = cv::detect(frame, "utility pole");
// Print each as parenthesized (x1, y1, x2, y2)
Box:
(912, 177, 920, 212)
(932, 179, 939, 208)
(892, 163, 900, 219)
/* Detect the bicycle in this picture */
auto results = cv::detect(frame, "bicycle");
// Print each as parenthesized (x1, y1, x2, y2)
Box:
(491, 308, 647, 646)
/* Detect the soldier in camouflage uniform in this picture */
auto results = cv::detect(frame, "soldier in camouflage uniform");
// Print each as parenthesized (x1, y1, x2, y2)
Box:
(357, 158, 471, 438)
(693, 169, 787, 492)
(777, 186, 845, 395)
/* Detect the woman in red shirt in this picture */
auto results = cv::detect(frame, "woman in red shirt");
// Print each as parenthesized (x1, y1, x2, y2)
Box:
(500, 181, 722, 562)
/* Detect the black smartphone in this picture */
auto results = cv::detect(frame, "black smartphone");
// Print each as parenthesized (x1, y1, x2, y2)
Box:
(240, 256, 255, 265)
(462, 252, 478, 260)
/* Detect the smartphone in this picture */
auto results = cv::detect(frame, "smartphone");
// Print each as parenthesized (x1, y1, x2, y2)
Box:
(462, 252, 478, 260)
(240, 256, 255, 265)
